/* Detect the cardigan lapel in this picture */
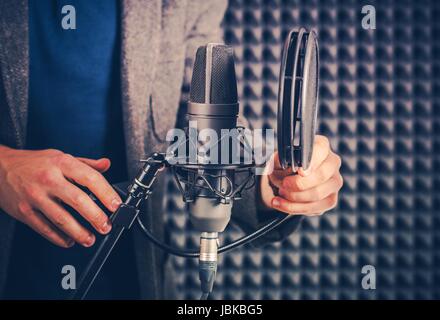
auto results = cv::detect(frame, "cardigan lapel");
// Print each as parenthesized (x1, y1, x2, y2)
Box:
(0, 0, 29, 148)
(121, 0, 162, 176)
(121, 0, 163, 299)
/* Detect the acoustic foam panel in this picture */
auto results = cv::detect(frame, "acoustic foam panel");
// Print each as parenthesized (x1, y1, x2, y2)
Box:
(162, 0, 440, 300)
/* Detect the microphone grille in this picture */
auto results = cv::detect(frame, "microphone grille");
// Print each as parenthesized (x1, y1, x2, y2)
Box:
(190, 46, 207, 103)
(190, 44, 238, 104)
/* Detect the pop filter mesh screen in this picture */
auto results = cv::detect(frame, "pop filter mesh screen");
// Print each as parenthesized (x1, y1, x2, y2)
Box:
(301, 34, 319, 170)
(165, 0, 440, 300)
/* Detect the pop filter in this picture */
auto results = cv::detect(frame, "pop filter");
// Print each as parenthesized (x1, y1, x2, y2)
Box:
(277, 28, 319, 171)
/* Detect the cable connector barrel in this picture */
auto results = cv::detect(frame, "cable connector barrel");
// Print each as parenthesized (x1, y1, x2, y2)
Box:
(199, 232, 218, 299)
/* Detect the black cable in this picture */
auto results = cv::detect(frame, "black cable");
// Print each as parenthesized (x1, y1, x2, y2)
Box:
(218, 215, 292, 253)
(135, 214, 293, 257)
(135, 206, 293, 302)
(136, 217, 199, 258)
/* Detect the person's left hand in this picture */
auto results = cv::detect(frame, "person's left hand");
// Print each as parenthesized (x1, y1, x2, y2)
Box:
(260, 135, 343, 216)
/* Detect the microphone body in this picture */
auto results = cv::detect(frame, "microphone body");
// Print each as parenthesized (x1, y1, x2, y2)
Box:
(185, 44, 240, 234)
(177, 43, 246, 299)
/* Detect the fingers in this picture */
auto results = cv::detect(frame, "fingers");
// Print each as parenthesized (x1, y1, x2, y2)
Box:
(271, 193, 338, 216)
(52, 178, 112, 235)
(268, 171, 285, 189)
(57, 154, 122, 212)
(18, 203, 74, 248)
(77, 157, 111, 173)
(264, 135, 342, 217)
(279, 173, 343, 203)
(35, 196, 96, 247)
(282, 152, 341, 192)
(268, 135, 331, 188)
(268, 152, 292, 189)
(272, 151, 288, 171)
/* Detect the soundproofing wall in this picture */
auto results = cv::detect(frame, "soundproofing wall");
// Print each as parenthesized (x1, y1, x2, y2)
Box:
(164, 0, 440, 299)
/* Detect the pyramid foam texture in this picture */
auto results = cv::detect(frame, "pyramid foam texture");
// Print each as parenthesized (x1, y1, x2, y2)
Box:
(162, 0, 440, 300)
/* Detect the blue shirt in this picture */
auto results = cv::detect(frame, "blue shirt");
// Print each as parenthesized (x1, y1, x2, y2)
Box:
(5, 0, 139, 299)
(27, 0, 127, 182)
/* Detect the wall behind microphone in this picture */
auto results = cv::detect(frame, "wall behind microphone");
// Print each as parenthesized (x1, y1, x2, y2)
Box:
(164, 0, 440, 299)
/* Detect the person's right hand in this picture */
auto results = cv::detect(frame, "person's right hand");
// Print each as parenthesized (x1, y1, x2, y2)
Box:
(0, 146, 122, 248)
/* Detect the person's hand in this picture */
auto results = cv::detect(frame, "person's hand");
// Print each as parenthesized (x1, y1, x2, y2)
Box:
(0, 146, 122, 248)
(260, 135, 343, 216)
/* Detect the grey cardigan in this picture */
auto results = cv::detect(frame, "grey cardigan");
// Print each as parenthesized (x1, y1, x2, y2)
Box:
(0, 0, 302, 299)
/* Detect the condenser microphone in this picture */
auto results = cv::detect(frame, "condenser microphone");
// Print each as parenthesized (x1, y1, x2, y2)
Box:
(186, 43, 239, 233)
(73, 30, 319, 301)
(173, 43, 251, 299)
(73, 43, 256, 301)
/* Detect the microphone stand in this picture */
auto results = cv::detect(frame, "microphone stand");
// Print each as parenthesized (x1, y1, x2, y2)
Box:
(71, 153, 167, 300)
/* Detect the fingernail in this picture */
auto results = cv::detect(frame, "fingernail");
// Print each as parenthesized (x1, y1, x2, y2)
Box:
(100, 158, 111, 168)
(67, 239, 75, 247)
(272, 198, 280, 207)
(102, 220, 112, 234)
(84, 235, 95, 247)
(111, 198, 122, 211)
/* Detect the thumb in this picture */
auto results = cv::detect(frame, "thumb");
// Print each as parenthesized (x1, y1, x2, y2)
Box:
(272, 151, 283, 170)
(76, 157, 111, 173)
(269, 151, 293, 176)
